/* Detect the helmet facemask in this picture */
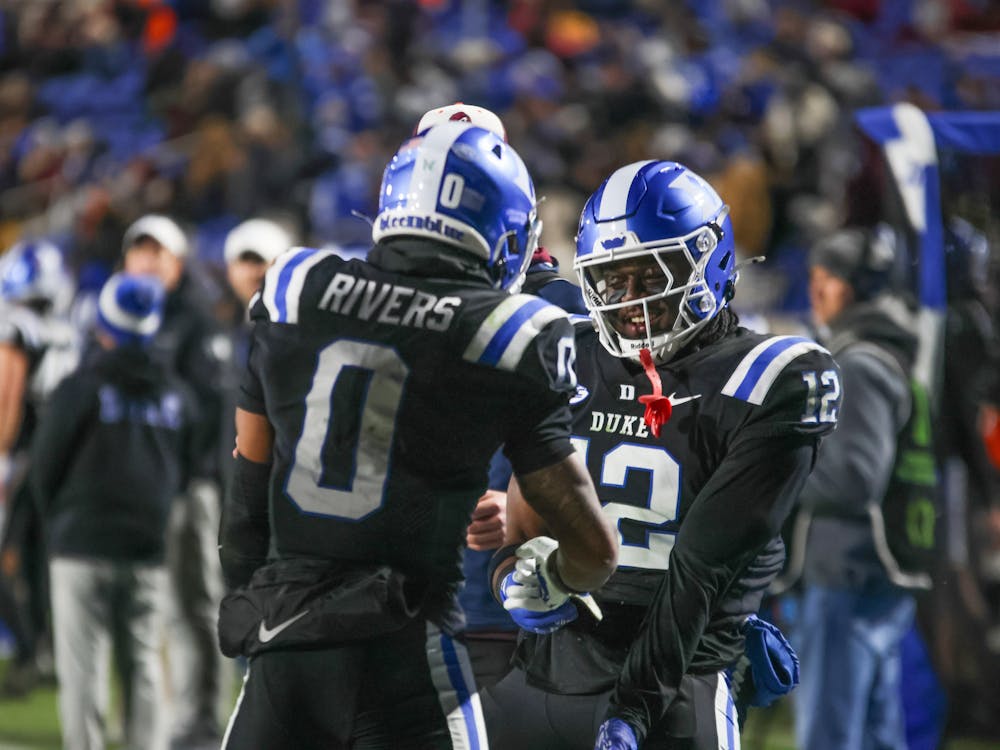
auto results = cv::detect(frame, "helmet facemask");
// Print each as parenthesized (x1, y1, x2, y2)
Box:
(577, 206, 729, 362)
(493, 208, 542, 292)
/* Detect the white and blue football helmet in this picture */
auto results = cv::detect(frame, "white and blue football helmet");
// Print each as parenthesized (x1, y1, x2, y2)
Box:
(0, 239, 73, 315)
(574, 160, 737, 362)
(372, 122, 541, 291)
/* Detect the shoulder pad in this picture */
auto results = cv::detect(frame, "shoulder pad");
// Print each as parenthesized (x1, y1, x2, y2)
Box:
(462, 293, 569, 372)
(259, 246, 338, 324)
(721, 335, 831, 405)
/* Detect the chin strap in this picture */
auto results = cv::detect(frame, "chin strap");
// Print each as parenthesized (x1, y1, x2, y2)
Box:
(637, 348, 672, 438)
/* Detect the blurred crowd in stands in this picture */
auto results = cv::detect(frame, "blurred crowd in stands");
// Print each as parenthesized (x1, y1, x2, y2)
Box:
(1, 0, 999, 307)
(1, 0, 1000, 747)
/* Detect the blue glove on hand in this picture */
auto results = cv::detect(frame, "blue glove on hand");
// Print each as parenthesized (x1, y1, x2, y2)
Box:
(594, 718, 638, 750)
(741, 614, 799, 707)
(498, 536, 602, 634)
(499, 570, 578, 633)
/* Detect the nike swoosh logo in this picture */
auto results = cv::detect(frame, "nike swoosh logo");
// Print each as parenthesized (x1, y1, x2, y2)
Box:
(258, 610, 310, 643)
(668, 392, 702, 407)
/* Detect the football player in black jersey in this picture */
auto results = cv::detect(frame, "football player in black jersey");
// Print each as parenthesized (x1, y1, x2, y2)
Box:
(0, 240, 78, 696)
(217, 122, 617, 750)
(483, 161, 842, 750)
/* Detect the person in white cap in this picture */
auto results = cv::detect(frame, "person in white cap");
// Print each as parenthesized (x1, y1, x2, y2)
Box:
(121, 214, 230, 747)
(223, 218, 293, 308)
(31, 273, 197, 750)
(121, 214, 190, 293)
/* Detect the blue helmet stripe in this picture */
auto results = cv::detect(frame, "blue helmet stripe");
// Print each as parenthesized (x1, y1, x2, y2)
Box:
(478, 297, 550, 367)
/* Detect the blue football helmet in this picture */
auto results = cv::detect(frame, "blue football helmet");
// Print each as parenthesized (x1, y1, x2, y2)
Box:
(0, 239, 73, 314)
(574, 161, 737, 361)
(372, 122, 541, 291)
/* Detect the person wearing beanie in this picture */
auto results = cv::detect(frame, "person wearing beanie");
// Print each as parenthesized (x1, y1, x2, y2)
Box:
(30, 273, 198, 750)
(122, 214, 231, 746)
(779, 226, 924, 750)
(806, 226, 896, 330)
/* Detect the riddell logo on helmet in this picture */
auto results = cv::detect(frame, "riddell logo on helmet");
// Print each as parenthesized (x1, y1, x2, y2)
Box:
(379, 214, 466, 242)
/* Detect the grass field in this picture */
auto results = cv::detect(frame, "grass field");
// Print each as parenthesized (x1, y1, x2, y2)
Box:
(1, 659, 998, 749)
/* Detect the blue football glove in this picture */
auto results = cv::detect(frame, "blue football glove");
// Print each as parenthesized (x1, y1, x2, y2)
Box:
(594, 718, 638, 750)
(740, 614, 800, 707)
(498, 536, 602, 634)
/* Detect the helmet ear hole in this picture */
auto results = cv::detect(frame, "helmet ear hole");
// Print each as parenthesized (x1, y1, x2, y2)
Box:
(492, 144, 503, 158)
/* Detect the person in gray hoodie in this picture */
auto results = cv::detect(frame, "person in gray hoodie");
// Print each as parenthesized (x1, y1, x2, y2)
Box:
(784, 227, 921, 750)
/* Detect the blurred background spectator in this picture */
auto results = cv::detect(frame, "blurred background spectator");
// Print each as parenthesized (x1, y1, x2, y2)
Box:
(31, 272, 194, 750)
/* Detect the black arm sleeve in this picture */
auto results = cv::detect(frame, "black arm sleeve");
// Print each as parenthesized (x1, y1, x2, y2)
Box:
(608, 434, 817, 740)
(502, 316, 577, 475)
(237, 322, 267, 415)
(218, 453, 272, 590)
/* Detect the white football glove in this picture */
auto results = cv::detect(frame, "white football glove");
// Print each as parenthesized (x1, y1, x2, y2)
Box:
(501, 536, 602, 621)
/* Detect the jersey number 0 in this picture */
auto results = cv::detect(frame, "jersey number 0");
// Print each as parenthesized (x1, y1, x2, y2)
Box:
(286, 339, 409, 520)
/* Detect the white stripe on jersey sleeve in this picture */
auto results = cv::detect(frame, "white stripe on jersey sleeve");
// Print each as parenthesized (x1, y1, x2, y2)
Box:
(261, 246, 312, 322)
(283, 250, 334, 324)
(720, 335, 797, 399)
(496, 304, 567, 371)
(743, 341, 828, 405)
(461, 294, 538, 363)
(722, 336, 795, 396)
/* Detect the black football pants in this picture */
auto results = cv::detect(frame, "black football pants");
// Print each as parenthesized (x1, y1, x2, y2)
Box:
(222, 618, 489, 750)
(481, 665, 741, 750)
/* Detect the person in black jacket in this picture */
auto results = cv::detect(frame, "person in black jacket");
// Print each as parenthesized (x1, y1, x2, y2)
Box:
(31, 273, 196, 750)
(120, 214, 231, 746)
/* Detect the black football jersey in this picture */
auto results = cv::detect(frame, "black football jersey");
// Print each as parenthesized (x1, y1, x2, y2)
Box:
(240, 246, 578, 585)
(516, 323, 841, 695)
